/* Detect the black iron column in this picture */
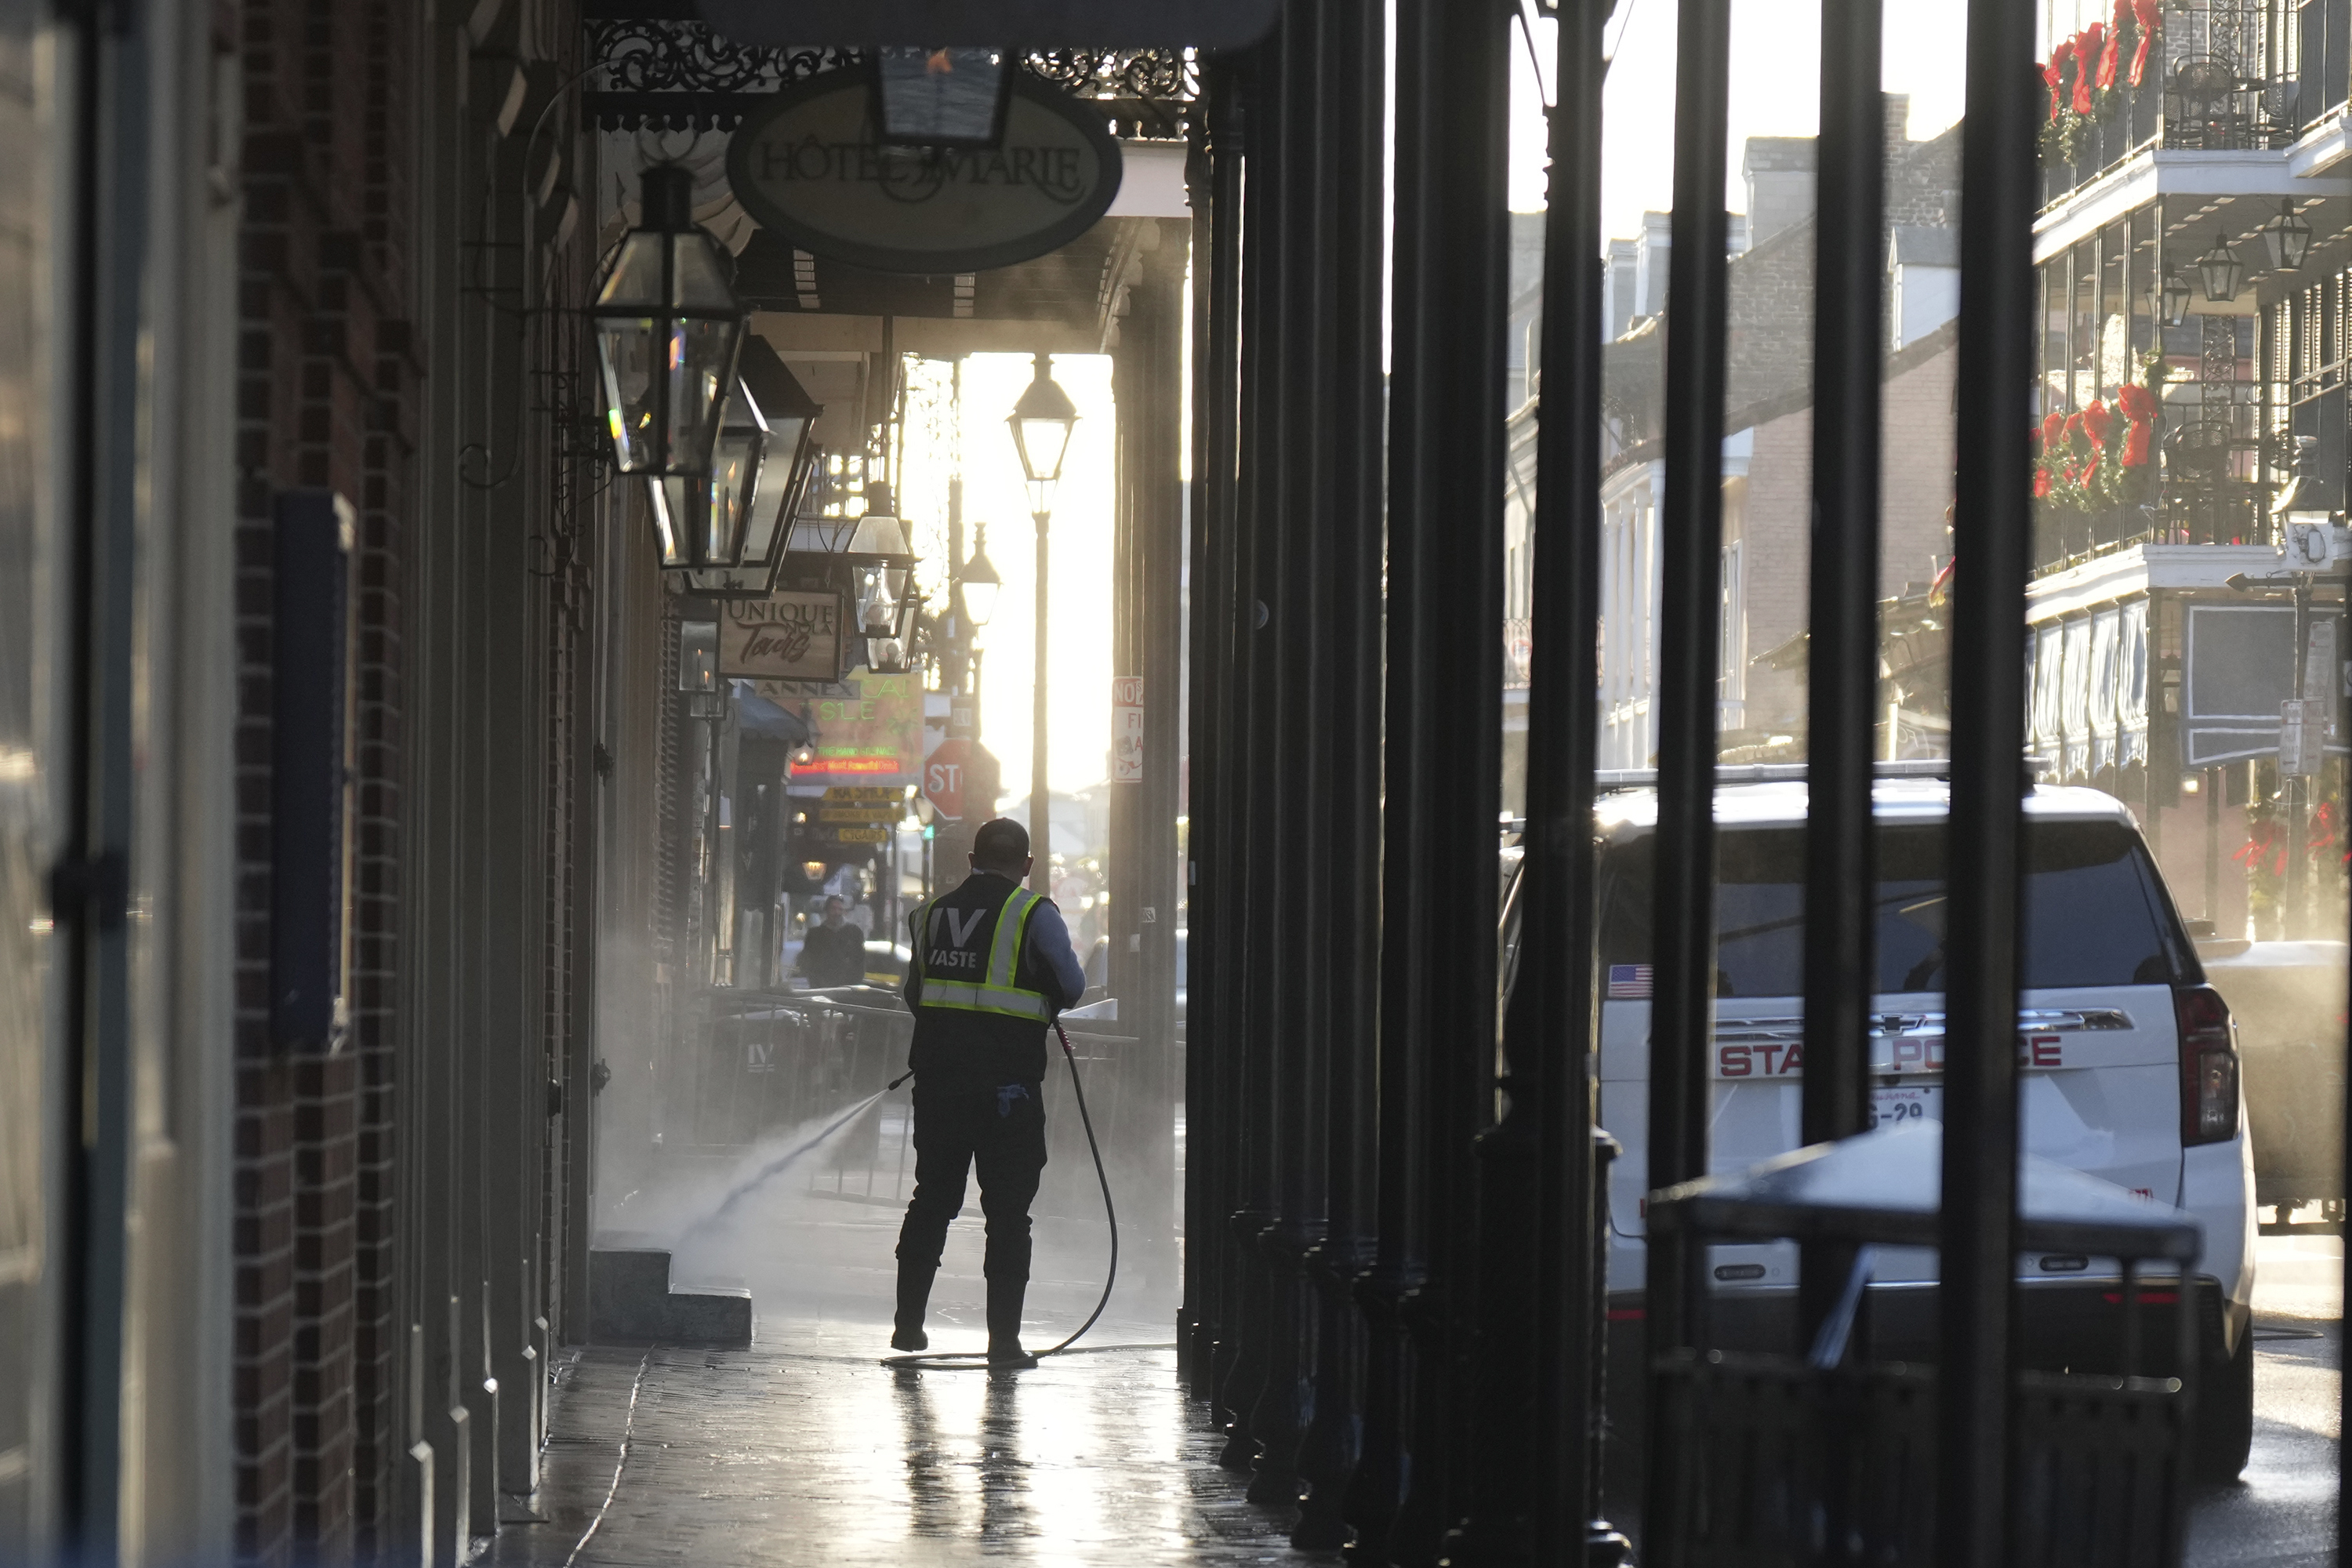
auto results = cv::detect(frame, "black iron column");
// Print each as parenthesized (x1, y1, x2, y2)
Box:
(1215, 32, 1285, 1469)
(1456, 0, 1612, 1559)
(1370, 0, 1511, 1559)
(1798, 0, 1886, 1345)
(1182, 64, 1246, 1391)
(1639, 0, 1733, 1558)
(1247, 0, 1331, 1513)
(1291, 0, 1387, 1545)
(1940, 0, 2038, 1559)
(1110, 223, 1189, 1291)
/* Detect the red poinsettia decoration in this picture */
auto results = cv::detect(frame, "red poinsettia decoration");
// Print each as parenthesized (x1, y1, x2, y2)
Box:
(2045, 39, 2076, 120)
(2042, 409, 2067, 449)
(2072, 23, 2105, 113)
(2034, 468, 2053, 499)
(2129, 0, 2159, 85)
(2100, 0, 2126, 89)
(2082, 398, 2115, 451)
(2115, 382, 2158, 467)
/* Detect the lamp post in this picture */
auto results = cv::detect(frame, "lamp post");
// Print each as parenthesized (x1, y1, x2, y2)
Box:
(1007, 353, 1079, 895)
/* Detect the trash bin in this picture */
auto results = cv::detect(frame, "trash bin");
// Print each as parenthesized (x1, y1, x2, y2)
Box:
(1644, 1121, 2201, 1568)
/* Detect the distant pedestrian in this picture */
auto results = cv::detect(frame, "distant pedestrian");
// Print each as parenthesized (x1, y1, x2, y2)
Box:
(796, 895, 868, 989)
(891, 818, 1086, 1364)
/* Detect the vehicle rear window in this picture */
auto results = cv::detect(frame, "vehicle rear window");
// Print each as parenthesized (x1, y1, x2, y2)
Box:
(1595, 818, 2184, 996)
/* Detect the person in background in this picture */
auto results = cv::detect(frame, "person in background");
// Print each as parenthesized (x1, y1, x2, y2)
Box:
(890, 818, 1086, 1365)
(796, 895, 868, 989)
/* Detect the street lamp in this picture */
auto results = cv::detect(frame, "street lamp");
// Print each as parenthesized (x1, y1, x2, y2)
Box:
(1007, 353, 1080, 514)
(1007, 354, 1079, 895)
(2197, 232, 2245, 304)
(2153, 273, 2193, 328)
(960, 525, 1002, 627)
(686, 338, 824, 599)
(593, 165, 750, 570)
(2260, 198, 2314, 274)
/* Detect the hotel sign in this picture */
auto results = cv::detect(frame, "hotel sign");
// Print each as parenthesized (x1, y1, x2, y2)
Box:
(718, 590, 844, 683)
(726, 71, 1122, 274)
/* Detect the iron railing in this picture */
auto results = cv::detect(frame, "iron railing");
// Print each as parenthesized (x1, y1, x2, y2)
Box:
(2039, 0, 2303, 207)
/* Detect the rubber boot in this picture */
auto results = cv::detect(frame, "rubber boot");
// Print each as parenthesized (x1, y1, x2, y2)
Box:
(892, 1260, 935, 1352)
(985, 1273, 1036, 1367)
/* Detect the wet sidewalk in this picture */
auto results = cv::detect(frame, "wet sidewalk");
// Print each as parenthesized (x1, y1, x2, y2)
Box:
(493, 1094, 1317, 1566)
(487, 1324, 1324, 1568)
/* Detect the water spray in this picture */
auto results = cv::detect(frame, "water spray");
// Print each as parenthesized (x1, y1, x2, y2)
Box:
(681, 1080, 906, 1240)
(881, 1019, 1119, 1370)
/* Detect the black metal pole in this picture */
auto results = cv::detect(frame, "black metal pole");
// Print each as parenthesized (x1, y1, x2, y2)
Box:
(1640, 0, 1733, 1557)
(1535, 1, 1613, 1557)
(1453, 0, 1610, 1558)
(1798, 0, 1886, 1338)
(1292, 0, 1386, 1538)
(1216, 33, 1285, 1469)
(1940, 0, 2038, 1559)
(1186, 63, 1247, 1394)
(1247, 0, 1326, 1510)
(1378, 0, 1511, 1560)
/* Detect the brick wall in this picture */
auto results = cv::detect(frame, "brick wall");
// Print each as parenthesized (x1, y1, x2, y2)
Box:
(234, 1, 418, 1562)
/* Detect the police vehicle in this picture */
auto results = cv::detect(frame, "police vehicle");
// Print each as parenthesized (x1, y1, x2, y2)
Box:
(1521, 772, 2257, 1480)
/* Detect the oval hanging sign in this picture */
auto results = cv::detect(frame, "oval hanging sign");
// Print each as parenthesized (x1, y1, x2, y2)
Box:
(727, 71, 1123, 275)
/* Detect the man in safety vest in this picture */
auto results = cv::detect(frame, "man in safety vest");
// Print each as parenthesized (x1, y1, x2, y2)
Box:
(892, 816, 1088, 1364)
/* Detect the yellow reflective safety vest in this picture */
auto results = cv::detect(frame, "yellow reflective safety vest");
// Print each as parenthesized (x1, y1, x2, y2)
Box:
(909, 878, 1054, 1022)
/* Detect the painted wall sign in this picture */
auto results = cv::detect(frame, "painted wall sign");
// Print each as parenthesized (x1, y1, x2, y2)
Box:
(726, 70, 1123, 274)
(699, 0, 1279, 49)
(719, 590, 844, 682)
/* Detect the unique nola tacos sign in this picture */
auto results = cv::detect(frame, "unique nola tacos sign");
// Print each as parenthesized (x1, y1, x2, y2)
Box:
(719, 590, 844, 683)
(726, 71, 1123, 274)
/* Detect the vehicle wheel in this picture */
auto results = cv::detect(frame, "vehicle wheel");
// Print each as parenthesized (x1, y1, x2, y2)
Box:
(2191, 1324, 2255, 1483)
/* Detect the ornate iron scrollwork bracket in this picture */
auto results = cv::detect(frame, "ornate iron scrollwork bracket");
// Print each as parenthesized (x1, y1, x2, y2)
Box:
(582, 19, 1198, 135)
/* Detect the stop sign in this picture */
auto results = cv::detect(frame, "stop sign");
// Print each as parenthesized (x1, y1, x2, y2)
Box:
(924, 739, 972, 822)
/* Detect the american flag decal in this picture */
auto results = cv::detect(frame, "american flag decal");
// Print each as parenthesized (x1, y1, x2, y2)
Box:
(1607, 964, 1653, 999)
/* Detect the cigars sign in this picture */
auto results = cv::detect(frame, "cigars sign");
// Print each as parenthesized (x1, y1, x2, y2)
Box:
(718, 590, 845, 683)
(725, 71, 1122, 274)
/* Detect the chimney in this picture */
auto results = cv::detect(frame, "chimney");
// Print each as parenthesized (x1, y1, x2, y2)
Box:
(1740, 136, 1817, 249)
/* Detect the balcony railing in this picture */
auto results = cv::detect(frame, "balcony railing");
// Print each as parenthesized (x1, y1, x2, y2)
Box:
(2040, 0, 2304, 208)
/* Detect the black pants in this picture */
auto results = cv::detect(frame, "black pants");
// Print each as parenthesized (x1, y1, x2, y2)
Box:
(895, 1077, 1048, 1283)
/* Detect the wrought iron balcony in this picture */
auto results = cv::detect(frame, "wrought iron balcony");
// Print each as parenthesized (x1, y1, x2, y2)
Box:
(2038, 0, 2309, 209)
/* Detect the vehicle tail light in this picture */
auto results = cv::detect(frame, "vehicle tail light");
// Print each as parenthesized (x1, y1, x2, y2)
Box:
(2175, 985, 2239, 1146)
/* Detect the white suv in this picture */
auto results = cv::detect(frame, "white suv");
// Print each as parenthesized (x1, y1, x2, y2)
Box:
(1571, 777, 2256, 1481)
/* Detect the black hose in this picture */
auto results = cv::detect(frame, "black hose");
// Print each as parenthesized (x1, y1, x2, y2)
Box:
(881, 1019, 1119, 1368)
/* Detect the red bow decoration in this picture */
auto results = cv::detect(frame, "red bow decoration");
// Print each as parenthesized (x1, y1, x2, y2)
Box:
(2129, 0, 2159, 85)
(2073, 24, 2106, 113)
(2116, 383, 2158, 467)
(2045, 40, 2076, 119)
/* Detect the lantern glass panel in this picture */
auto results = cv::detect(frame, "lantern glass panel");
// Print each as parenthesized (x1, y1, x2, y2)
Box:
(2198, 237, 2242, 303)
(710, 377, 768, 561)
(1011, 416, 1074, 486)
(961, 577, 999, 627)
(598, 318, 659, 471)
(666, 315, 741, 471)
(743, 411, 813, 568)
(645, 476, 683, 565)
